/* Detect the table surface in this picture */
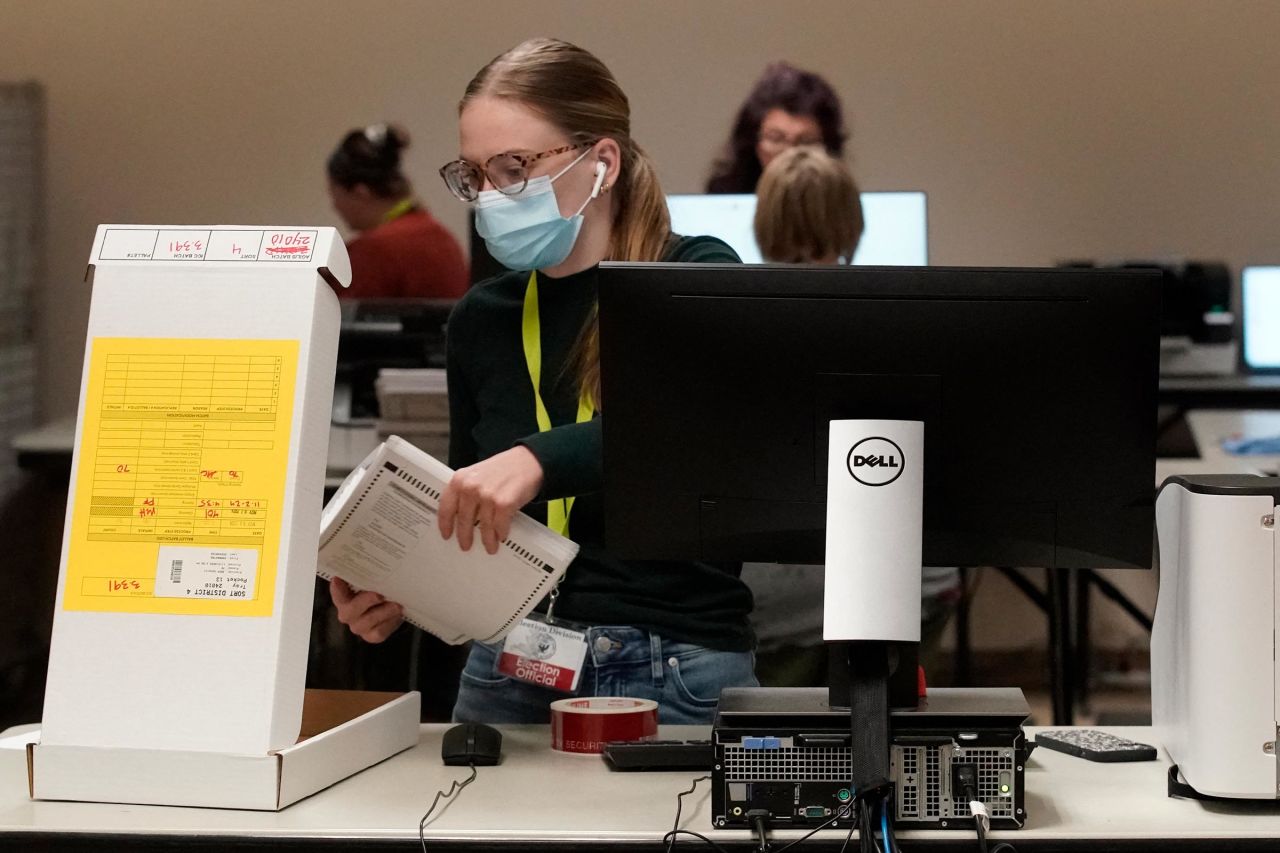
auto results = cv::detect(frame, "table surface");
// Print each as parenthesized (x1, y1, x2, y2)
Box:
(3, 723, 1280, 850)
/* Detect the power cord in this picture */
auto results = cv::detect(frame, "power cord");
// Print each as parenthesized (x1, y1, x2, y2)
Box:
(746, 808, 771, 852)
(957, 765, 1016, 853)
(418, 763, 478, 853)
(663, 775, 732, 853)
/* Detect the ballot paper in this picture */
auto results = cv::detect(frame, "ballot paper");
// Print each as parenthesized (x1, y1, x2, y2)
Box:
(318, 436, 578, 644)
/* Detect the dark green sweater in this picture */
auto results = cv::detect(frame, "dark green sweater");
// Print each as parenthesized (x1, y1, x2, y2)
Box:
(446, 235, 754, 651)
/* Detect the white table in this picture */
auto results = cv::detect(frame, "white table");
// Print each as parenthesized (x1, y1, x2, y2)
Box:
(3, 724, 1280, 850)
(1151, 408, 1280, 484)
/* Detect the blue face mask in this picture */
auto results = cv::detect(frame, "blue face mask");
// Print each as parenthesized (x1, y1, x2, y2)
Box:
(473, 149, 606, 271)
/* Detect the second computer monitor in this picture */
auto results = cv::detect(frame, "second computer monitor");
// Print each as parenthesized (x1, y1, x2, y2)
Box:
(665, 191, 928, 266)
(1242, 266, 1280, 371)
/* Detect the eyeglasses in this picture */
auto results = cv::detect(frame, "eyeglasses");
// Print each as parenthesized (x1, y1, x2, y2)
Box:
(758, 129, 824, 151)
(439, 140, 598, 202)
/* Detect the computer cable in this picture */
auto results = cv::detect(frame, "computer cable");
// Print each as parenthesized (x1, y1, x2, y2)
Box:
(836, 803, 859, 853)
(772, 805, 853, 853)
(864, 798, 878, 853)
(956, 765, 986, 853)
(663, 780, 856, 853)
(746, 808, 771, 852)
(662, 775, 732, 853)
(958, 765, 1015, 853)
(880, 794, 897, 853)
(417, 763, 478, 853)
(979, 811, 1019, 853)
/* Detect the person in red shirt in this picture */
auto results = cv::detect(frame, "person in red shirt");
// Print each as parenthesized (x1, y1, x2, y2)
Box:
(327, 123, 469, 299)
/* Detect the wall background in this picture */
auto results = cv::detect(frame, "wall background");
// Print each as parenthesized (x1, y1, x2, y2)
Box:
(3, 0, 1277, 654)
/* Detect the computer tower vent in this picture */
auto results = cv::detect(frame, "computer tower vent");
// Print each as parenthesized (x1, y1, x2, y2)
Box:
(721, 745, 852, 782)
(895, 744, 1016, 820)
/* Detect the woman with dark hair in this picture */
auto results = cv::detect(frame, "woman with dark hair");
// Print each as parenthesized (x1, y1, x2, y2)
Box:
(327, 123, 468, 299)
(705, 61, 848, 194)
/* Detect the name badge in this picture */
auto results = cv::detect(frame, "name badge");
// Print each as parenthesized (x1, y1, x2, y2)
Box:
(498, 615, 589, 692)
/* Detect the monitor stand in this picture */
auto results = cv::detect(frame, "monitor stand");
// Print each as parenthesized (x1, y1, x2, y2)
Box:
(822, 419, 925, 795)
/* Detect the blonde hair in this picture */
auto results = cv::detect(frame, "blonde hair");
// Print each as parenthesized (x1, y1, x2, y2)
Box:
(754, 146, 863, 263)
(462, 38, 673, 404)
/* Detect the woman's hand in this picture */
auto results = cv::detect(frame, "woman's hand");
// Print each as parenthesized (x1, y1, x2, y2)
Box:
(438, 445, 545, 554)
(330, 577, 404, 643)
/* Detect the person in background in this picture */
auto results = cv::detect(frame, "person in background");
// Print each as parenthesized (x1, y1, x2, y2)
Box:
(753, 145, 863, 264)
(330, 38, 758, 725)
(327, 123, 469, 299)
(705, 61, 848, 194)
(745, 146, 962, 687)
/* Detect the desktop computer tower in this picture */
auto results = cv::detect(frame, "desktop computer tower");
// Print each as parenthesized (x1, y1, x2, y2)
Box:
(711, 687, 1030, 830)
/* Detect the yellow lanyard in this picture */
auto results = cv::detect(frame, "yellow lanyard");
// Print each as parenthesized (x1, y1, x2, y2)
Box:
(522, 271, 595, 537)
(380, 197, 416, 223)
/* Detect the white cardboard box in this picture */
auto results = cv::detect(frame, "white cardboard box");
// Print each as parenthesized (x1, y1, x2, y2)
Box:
(29, 690, 421, 810)
(27, 225, 420, 810)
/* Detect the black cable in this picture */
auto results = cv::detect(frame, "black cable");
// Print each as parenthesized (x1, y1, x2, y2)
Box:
(661, 829, 733, 852)
(837, 811, 858, 853)
(856, 800, 865, 853)
(666, 776, 713, 853)
(962, 779, 988, 853)
(989, 843, 1017, 853)
(418, 763, 478, 853)
(748, 809, 771, 853)
(772, 805, 853, 853)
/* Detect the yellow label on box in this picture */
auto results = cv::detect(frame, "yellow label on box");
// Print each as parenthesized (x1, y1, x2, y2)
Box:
(63, 338, 298, 616)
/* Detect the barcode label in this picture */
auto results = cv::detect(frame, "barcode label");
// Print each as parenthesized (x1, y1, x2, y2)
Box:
(154, 546, 259, 601)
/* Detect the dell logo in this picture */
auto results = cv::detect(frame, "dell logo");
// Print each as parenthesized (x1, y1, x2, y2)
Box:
(847, 437, 906, 487)
(851, 455, 899, 469)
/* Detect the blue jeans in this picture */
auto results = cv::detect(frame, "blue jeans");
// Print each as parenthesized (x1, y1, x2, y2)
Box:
(452, 625, 758, 725)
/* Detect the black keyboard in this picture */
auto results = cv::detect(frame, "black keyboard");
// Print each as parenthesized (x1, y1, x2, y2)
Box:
(602, 739, 714, 771)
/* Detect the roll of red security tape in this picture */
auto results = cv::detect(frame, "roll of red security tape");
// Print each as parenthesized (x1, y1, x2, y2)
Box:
(549, 697, 659, 753)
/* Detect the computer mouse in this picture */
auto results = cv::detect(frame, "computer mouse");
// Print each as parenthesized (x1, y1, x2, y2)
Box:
(441, 722, 502, 766)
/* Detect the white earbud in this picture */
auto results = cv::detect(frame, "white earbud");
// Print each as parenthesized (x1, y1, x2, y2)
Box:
(590, 161, 607, 199)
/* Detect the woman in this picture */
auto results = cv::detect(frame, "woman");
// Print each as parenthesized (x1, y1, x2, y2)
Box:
(705, 61, 848, 194)
(330, 38, 758, 724)
(327, 123, 468, 299)
(753, 145, 864, 264)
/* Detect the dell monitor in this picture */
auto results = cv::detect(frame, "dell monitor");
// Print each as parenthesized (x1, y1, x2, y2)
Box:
(665, 191, 929, 266)
(596, 261, 1158, 808)
(597, 263, 1158, 571)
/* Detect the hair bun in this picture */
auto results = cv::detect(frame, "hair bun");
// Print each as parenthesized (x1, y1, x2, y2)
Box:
(364, 123, 411, 155)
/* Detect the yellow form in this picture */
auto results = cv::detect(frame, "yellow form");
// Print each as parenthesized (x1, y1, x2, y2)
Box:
(63, 338, 298, 616)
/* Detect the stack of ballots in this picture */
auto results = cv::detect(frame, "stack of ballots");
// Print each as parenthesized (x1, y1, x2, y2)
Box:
(375, 367, 449, 460)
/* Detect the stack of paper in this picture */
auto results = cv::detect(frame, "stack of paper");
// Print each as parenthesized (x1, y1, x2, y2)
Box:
(375, 368, 448, 459)
(318, 436, 579, 644)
